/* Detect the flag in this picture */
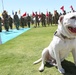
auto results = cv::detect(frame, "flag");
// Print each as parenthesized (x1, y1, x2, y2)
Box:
(60, 6, 64, 12)
(70, 5, 73, 10)
(18, 10, 21, 14)
(32, 12, 35, 17)
(22, 12, 26, 17)
(12, 11, 14, 15)
(46, 11, 49, 17)
(70, 5, 74, 12)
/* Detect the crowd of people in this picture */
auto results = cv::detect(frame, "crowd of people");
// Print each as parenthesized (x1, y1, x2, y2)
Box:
(0, 10, 67, 32)
(0, 10, 31, 32)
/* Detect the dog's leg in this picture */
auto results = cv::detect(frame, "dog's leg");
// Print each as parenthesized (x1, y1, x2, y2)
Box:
(72, 49, 76, 66)
(54, 49, 65, 73)
(39, 48, 48, 72)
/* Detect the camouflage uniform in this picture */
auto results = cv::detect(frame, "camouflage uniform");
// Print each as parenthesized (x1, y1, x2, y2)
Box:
(48, 12, 52, 26)
(20, 16, 25, 28)
(8, 15, 13, 29)
(41, 13, 46, 27)
(0, 17, 2, 32)
(27, 14, 31, 28)
(54, 10, 59, 25)
(14, 12, 20, 30)
(35, 12, 39, 27)
(2, 10, 9, 31)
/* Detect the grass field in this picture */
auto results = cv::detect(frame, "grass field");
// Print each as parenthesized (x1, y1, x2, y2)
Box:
(0, 25, 76, 75)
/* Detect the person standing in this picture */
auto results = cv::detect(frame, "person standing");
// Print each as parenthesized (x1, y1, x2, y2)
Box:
(8, 15, 13, 29)
(2, 10, 9, 31)
(26, 14, 31, 28)
(0, 17, 2, 32)
(0, 17, 2, 44)
(35, 12, 39, 27)
(41, 13, 46, 27)
(20, 16, 25, 28)
(14, 12, 20, 30)
(48, 12, 52, 26)
(54, 10, 59, 25)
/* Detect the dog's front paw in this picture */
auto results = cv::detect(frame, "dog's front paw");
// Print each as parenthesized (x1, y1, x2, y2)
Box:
(39, 65, 44, 72)
(58, 68, 65, 74)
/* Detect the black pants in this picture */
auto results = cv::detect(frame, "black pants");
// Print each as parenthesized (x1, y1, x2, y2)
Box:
(9, 23, 12, 29)
(27, 22, 30, 28)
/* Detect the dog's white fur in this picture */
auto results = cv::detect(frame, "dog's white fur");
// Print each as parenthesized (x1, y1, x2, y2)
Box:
(33, 12, 76, 73)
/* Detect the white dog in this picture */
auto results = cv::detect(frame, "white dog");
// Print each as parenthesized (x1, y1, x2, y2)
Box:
(33, 12, 76, 73)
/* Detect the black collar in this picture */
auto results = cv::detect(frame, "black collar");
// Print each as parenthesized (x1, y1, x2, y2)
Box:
(60, 33, 68, 39)
(54, 31, 75, 40)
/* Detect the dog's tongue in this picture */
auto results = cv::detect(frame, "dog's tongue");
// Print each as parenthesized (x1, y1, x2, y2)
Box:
(68, 27, 76, 33)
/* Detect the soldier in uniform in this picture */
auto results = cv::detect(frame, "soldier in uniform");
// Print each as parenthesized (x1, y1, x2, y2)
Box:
(8, 15, 13, 29)
(26, 14, 31, 28)
(2, 10, 9, 31)
(41, 13, 46, 27)
(35, 12, 39, 27)
(48, 12, 52, 26)
(0, 17, 2, 32)
(14, 12, 20, 30)
(54, 10, 59, 25)
(20, 16, 25, 28)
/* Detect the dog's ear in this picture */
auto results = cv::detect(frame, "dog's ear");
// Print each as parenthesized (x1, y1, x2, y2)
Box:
(59, 15, 64, 22)
(58, 15, 64, 24)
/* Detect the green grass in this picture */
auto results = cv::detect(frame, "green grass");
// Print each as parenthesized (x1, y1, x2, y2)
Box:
(0, 25, 76, 75)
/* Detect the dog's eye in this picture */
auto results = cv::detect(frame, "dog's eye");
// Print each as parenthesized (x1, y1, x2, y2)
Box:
(70, 16, 76, 19)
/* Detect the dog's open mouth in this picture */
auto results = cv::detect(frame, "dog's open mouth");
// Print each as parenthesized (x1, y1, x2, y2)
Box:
(68, 27, 76, 33)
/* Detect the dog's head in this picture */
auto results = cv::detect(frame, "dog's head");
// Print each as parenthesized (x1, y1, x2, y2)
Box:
(58, 12, 76, 38)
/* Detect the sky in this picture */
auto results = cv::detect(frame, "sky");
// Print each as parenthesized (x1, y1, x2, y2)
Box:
(0, 0, 76, 16)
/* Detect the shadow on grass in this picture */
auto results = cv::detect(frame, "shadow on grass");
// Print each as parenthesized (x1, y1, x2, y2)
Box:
(45, 60, 76, 75)
(62, 60, 76, 75)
